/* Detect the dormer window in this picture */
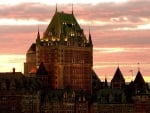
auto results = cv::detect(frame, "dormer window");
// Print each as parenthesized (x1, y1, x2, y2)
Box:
(64, 37, 68, 41)
(56, 38, 60, 41)
(63, 22, 66, 25)
(10, 80, 16, 90)
(1, 80, 6, 90)
(52, 36, 56, 41)
(45, 38, 48, 42)
(72, 23, 75, 26)
(41, 39, 44, 42)
(48, 32, 52, 36)
(71, 32, 75, 37)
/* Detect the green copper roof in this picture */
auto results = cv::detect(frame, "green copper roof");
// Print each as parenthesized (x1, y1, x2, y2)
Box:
(42, 11, 87, 45)
(44, 12, 81, 37)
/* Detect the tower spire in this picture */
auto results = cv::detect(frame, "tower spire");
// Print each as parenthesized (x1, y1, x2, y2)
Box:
(104, 74, 108, 87)
(137, 62, 140, 71)
(88, 27, 93, 46)
(37, 26, 40, 38)
(36, 26, 40, 44)
(55, 3, 58, 13)
(72, 3, 74, 14)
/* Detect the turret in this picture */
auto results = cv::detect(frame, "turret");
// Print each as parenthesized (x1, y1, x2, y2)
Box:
(36, 27, 41, 45)
(133, 70, 147, 94)
(111, 67, 125, 89)
(88, 29, 93, 46)
(104, 77, 108, 88)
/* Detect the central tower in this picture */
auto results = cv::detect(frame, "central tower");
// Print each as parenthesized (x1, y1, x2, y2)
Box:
(25, 9, 93, 93)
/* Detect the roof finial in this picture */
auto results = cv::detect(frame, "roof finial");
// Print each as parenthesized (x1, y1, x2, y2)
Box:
(37, 25, 40, 38)
(104, 74, 108, 87)
(118, 63, 120, 68)
(89, 27, 91, 38)
(36, 25, 40, 44)
(88, 27, 93, 46)
(56, 3, 57, 13)
(137, 62, 140, 71)
(72, 3, 74, 14)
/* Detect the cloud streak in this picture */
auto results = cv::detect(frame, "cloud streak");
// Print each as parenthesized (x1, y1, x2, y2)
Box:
(0, 0, 150, 81)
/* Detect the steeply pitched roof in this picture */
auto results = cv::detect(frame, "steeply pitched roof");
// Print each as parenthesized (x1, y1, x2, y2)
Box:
(43, 12, 85, 42)
(92, 70, 101, 82)
(36, 62, 48, 75)
(27, 43, 36, 54)
(45, 12, 81, 34)
(88, 32, 93, 46)
(134, 70, 145, 85)
(133, 70, 148, 94)
(111, 67, 125, 82)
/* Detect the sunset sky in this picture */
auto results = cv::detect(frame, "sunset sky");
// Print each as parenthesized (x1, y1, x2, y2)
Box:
(0, 0, 150, 82)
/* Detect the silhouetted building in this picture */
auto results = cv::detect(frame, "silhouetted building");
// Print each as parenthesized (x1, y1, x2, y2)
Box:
(1, 6, 150, 113)
(0, 69, 41, 113)
(111, 67, 125, 89)
(93, 68, 150, 113)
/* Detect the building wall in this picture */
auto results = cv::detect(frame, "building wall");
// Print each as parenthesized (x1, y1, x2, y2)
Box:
(24, 51, 36, 75)
(21, 91, 40, 113)
(93, 103, 134, 113)
(0, 91, 22, 113)
(36, 43, 92, 93)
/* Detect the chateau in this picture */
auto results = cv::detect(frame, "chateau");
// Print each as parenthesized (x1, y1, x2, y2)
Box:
(24, 8, 93, 93)
(0, 7, 150, 113)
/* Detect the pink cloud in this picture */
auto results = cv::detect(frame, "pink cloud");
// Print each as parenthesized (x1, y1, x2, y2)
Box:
(0, 1, 150, 22)
(0, 1, 150, 82)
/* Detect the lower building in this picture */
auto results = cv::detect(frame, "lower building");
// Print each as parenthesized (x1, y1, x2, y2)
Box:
(0, 67, 150, 113)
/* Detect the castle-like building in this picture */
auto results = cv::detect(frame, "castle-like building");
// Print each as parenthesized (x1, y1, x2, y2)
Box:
(24, 9, 93, 93)
(0, 7, 150, 113)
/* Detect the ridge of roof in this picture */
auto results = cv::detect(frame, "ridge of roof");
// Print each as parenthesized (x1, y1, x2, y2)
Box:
(0, 72, 24, 79)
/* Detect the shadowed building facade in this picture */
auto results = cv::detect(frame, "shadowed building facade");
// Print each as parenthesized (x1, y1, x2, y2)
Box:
(24, 9, 93, 93)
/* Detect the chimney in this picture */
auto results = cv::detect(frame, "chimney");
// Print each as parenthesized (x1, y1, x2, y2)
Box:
(13, 68, 15, 74)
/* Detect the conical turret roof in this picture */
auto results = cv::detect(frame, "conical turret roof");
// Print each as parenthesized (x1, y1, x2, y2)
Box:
(36, 27, 41, 44)
(88, 31, 93, 46)
(133, 70, 147, 94)
(111, 67, 125, 82)
(134, 70, 145, 85)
